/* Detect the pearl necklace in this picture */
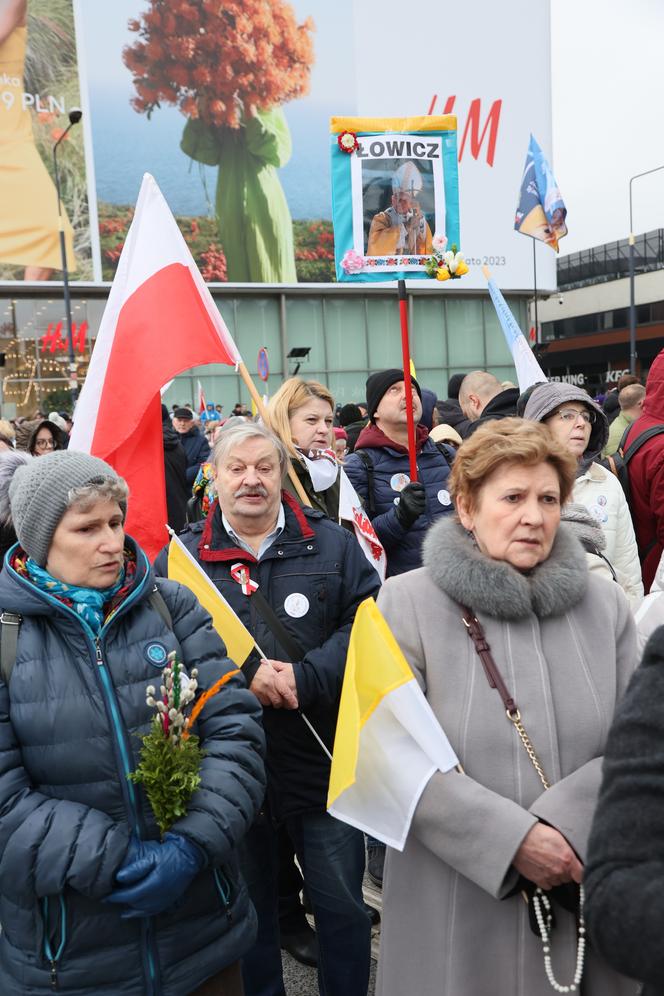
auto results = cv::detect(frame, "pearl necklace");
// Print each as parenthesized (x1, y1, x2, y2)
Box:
(532, 885, 586, 993)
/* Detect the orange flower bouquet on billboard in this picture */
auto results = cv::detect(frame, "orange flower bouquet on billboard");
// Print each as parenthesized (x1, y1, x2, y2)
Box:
(123, 0, 315, 128)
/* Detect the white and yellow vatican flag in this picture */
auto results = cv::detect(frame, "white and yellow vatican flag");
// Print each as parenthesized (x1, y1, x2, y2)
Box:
(327, 597, 458, 850)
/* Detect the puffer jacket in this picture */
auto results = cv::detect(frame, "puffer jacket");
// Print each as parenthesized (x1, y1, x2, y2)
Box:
(154, 493, 381, 820)
(180, 426, 211, 485)
(0, 538, 266, 996)
(574, 463, 643, 606)
(344, 423, 453, 577)
(624, 348, 664, 591)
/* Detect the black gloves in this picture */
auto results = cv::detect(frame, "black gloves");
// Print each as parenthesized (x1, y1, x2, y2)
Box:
(395, 481, 426, 528)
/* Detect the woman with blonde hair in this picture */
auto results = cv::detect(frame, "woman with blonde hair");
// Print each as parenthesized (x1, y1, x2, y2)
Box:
(265, 377, 339, 517)
(376, 418, 637, 996)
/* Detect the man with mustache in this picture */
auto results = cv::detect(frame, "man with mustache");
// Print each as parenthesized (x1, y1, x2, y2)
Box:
(155, 421, 380, 996)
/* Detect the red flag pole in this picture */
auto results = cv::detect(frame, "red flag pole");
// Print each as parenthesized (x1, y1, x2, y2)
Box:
(398, 279, 418, 482)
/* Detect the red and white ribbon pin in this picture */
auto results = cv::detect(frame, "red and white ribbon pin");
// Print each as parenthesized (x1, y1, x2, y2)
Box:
(230, 563, 259, 596)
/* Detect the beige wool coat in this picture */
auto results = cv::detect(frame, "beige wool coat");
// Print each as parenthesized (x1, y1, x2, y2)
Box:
(375, 519, 639, 996)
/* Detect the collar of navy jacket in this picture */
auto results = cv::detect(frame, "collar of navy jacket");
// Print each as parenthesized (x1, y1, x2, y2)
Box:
(197, 490, 318, 564)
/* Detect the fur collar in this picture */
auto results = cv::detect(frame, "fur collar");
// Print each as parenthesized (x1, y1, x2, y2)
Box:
(423, 518, 588, 620)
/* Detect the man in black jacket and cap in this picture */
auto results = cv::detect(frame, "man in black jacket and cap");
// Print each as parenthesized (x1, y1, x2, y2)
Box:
(172, 406, 211, 485)
(161, 404, 189, 532)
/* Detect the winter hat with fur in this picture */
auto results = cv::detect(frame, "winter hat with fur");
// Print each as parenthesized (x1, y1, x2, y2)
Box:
(8, 450, 126, 565)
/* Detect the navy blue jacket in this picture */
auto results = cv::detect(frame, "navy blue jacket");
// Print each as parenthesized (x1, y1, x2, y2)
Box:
(0, 539, 265, 996)
(344, 423, 453, 577)
(179, 425, 211, 485)
(154, 493, 381, 820)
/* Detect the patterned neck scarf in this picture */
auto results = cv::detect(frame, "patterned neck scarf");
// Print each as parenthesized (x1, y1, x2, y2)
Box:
(23, 554, 134, 635)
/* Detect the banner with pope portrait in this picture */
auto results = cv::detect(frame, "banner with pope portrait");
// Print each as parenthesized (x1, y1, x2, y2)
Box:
(330, 115, 461, 282)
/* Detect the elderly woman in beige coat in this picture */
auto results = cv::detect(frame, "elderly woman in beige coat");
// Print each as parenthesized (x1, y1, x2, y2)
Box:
(376, 419, 638, 996)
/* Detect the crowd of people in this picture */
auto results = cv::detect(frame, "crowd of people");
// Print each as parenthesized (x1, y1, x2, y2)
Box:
(1, 356, 664, 994)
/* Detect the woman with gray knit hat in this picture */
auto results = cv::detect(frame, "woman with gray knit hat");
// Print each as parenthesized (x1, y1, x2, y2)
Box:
(524, 382, 643, 605)
(0, 449, 265, 995)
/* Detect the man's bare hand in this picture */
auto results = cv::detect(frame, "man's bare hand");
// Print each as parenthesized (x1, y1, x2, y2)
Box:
(250, 660, 298, 709)
(270, 660, 299, 710)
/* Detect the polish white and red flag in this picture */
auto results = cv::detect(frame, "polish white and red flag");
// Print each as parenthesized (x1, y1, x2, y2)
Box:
(197, 379, 207, 416)
(70, 173, 241, 560)
(338, 469, 387, 582)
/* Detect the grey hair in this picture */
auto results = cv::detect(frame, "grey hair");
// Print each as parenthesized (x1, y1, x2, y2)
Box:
(0, 450, 31, 526)
(211, 421, 289, 479)
(66, 476, 129, 514)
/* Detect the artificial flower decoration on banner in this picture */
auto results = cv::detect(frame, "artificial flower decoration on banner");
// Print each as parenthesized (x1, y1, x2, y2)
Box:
(423, 236, 469, 281)
(338, 131, 359, 154)
(330, 115, 461, 283)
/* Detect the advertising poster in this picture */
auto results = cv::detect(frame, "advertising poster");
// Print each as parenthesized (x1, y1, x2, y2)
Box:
(0, 0, 94, 281)
(64, 0, 552, 290)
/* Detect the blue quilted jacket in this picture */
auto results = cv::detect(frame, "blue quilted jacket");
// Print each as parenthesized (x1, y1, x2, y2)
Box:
(0, 538, 266, 995)
(344, 423, 453, 577)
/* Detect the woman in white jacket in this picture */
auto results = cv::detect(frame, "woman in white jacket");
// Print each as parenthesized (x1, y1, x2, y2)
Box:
(525, 382, 643, 607)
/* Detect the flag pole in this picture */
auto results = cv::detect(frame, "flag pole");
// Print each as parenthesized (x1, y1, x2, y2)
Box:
(237, 360, 312, 507)
(532, 238, 539, 346)
(397, 279, 418, 481)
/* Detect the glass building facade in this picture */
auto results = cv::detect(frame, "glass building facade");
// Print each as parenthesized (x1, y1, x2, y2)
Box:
(0, 285, 527, 416)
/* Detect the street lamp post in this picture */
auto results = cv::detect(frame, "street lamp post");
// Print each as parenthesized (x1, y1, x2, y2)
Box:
(52, 107, 82, 407)
(629, 165, 664, 375)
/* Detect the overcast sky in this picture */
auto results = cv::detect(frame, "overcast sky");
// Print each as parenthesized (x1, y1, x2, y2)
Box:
(552, 0, 664, 254)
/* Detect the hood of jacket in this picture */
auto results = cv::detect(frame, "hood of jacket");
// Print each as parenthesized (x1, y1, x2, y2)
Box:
(644, 348, 664, 421)
(422, 517, 588, 620)
(355, 421, 429, 454)
(524, 381, 608, 463)
(561, 501, 607, 552)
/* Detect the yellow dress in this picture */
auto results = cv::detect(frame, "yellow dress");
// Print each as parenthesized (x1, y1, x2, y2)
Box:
(0, 26, 75, 270)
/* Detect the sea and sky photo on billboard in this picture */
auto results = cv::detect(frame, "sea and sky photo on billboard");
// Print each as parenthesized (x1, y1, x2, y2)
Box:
(0, 0, 94, 281)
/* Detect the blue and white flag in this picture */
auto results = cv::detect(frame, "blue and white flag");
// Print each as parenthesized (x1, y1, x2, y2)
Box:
(514, 134, 567, 253)
(484, 269, 547, 391)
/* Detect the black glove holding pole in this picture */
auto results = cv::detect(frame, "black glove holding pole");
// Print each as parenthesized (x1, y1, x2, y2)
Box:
(395, 481, 426, 528)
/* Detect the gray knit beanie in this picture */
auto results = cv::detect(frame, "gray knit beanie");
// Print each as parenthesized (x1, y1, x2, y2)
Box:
(523, 382, 608, 460)
(8, 450, 126, 566)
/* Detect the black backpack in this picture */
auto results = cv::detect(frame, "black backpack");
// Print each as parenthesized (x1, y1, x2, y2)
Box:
(600, 424, 664, 506)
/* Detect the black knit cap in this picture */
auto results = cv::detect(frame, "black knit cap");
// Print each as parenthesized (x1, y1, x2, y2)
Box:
(339, 403, 362, 427)
(366, 369, 422, 422)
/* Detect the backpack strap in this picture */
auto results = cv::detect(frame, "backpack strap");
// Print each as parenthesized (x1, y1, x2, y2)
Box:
(0, 590, 172, 689)
(148, 585, 173, 632)
(354, 450, 376, 515)
(621, 425, 664, 464)
(0, 611, 21, 686)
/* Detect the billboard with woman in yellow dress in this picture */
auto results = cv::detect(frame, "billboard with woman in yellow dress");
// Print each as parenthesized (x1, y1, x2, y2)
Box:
(0, 0, 91, 280)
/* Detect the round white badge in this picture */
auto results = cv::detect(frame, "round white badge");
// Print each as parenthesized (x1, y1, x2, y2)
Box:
(390, 473, 410, 493)
(284, 593, 310, 619)
(438, 489, 452, 506)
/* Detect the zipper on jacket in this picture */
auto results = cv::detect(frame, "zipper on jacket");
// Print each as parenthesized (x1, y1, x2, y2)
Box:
(9, 558, 161, 995)
(213, 868, 233, 923)
(42, 895, 66, 990)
